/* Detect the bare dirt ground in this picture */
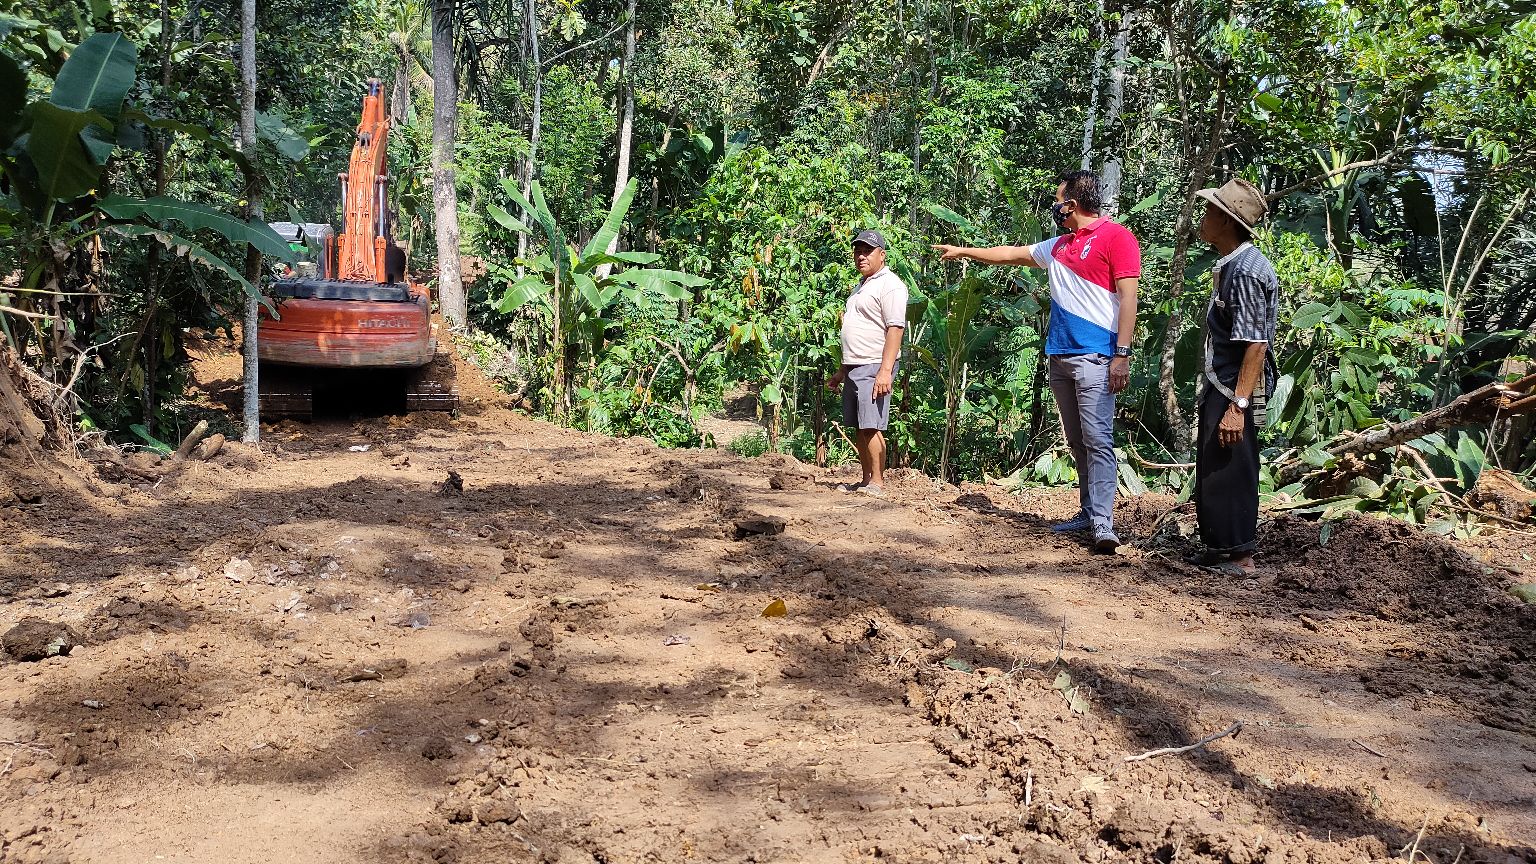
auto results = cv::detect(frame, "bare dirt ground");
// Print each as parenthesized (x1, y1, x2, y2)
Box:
(1, 339, 1533, 864)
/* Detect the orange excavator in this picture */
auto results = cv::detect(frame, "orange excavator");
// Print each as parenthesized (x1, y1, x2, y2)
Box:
(257, 79, 456, 417)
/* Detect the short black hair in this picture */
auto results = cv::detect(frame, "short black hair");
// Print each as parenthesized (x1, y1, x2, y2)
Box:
(1058, 170, 1103, 215)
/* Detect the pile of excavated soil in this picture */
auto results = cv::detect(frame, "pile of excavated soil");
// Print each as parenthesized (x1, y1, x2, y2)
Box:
(0, 335, 1532, 864)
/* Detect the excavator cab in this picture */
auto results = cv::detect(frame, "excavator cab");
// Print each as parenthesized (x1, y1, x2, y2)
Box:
(256, 80, 456, 418)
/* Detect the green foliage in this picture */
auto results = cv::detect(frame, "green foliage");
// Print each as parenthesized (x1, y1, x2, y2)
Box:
(726, 431, 769, 458)
(8, 0, 1536, 520)
(0, 13, 312, 442)
(484, 176, 706, 424)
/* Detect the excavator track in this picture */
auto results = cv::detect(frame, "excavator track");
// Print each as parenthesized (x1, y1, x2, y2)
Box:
(405, 350, 459, 413)
(258, 352, 457, 420)
(259, 363, 316, 419)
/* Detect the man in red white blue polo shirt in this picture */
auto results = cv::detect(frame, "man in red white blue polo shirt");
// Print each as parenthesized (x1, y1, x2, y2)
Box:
(934, 170, 1141, 552)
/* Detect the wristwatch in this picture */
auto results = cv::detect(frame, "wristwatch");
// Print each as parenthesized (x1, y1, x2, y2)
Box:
(1112, 346, 1132, 358)
(1233, 396, 1250, 409)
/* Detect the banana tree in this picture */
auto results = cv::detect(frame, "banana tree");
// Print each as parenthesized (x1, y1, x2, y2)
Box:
(486, 176, 706, 418)
(1, 29, 293, 436)
(911, 272, 999, 483)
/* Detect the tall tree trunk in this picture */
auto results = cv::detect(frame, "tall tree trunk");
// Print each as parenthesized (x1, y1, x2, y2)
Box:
(1098, 12, 1133, 211)
(1154, 62, 1229, 454)
(239, 0, 261, 443)
(391, 38, 412, 124)
(596, 0, 638, 278)
(431, 0, 466, 326)
(1079, 0, 1107, 171)
(517, 0, 541, 271)
(647, 107, 678, 254)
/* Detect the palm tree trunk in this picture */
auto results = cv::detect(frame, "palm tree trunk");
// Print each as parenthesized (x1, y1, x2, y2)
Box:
(430, 0, 466, 326)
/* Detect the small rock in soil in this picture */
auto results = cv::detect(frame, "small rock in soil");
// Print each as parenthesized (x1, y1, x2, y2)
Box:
(343, 658, 409, 681)
(224, 558, 254, 583)
(421, 737, 454, 760)
(519, 616, 556, 649)
(2, 618, 82, 661)
(733, 513, 786, 539)
(1509, 583, 1536, 604)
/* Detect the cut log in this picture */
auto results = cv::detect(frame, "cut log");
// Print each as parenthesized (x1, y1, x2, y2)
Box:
(172, 420, 211, 461)
(197, 433, 226, 461)
(1466, 468, 1535, 522)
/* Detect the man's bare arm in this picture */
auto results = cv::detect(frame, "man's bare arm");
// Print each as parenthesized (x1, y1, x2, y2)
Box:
(1113, 277, 1138, 350)
(1233, 340, 1266, 400)
(932, 244, 1040, 268)
(872, 325, 903, 398)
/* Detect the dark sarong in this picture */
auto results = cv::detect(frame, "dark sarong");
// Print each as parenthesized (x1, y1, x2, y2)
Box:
(1194, 393, 1260, 555)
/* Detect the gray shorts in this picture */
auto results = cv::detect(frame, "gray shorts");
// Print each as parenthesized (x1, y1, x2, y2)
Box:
(841, 362, 898, 431)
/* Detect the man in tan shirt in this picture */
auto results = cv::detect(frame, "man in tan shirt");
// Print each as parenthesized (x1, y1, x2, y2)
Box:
(826, 230, 908, 497)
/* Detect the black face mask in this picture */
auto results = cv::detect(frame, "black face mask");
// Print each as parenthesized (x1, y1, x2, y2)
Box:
(1050, 202, 1073, 231)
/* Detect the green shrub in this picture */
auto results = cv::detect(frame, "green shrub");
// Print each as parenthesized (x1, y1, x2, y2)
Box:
(726, 431, 770, 458)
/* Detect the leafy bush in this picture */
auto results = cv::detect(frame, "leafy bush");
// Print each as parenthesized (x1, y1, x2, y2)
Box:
(726, 432, 770, 458)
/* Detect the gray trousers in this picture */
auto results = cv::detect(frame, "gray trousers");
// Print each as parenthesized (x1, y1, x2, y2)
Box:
(1048, 354, 1117, 533)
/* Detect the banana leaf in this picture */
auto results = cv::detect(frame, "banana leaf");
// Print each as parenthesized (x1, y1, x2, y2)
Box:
(583, 177, 638, 259)
(23, 103, 110, 200)
(494, 274, 551, 313)
(486, 203, 530, 234)
(111, 224, 274, 312)
(98, 195, 294, 261)
(609, 268, 707, 300)
(48, 31, 136, 164)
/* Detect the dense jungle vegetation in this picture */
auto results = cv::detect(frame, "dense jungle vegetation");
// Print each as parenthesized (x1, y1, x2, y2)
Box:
(4, 0, 1535, 526)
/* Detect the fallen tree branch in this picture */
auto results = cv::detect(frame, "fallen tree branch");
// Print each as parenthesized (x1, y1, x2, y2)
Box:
(1124, 721, 1243, 762)
(1397, 445, 1456, 511)
(1126, 449, 1195, 471)
(1273, 375, 1536, 487)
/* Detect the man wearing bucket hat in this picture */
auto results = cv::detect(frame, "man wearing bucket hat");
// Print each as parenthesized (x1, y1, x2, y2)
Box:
(826, 229, 908, 497)
(1191, 177, 1279, 576)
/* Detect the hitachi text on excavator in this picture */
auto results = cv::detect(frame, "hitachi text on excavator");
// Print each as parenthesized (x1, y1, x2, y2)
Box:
(257, 79, 457, 417)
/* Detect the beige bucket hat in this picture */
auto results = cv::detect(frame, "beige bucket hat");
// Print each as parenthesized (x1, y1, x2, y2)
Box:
(1196, 177, 1268, 229)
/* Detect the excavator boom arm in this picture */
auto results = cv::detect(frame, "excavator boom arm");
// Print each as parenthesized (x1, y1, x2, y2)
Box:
(337, 80, 391, 283)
